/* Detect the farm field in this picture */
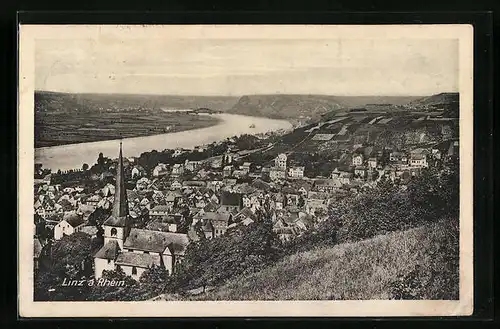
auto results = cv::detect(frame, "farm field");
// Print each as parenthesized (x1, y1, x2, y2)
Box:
(34, 91, 225, 148)
(35, 110, 221, 148)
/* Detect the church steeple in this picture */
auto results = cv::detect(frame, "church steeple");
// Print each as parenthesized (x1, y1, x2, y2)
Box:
(112, 140, 129, 219)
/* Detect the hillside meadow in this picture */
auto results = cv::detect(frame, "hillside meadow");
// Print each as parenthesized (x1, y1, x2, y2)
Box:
(191, 218, 459, 301)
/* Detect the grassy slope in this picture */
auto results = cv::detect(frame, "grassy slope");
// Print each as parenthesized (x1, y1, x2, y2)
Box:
(194, 219, 458, 300)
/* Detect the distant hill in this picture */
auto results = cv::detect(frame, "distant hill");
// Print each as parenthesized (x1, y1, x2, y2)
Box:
(194, 219, 458, 301)
(35, 91, 240, 113)
(227, 94, 346, 120)
(408, 92, 459, 107)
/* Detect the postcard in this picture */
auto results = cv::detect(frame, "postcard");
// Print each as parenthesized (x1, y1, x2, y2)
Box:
(18, 24, 473, 317)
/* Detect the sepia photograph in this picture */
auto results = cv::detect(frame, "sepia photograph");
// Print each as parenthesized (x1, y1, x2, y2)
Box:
(18, 24, 473, 317)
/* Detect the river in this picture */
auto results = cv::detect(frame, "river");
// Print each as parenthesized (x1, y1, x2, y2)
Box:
(35, 113, 292, 171)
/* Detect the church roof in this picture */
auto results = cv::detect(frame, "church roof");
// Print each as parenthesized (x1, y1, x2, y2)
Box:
(111, 142, 129, 220)
(103, 215, 128, 227)
(115, 251, 161, 269)
(124, 228, 189, 255)
(103, 142, 130, 227)
(94, 240, 120, 260)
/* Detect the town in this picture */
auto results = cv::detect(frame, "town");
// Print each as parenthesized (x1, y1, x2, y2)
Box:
(33, 108, 459, 288)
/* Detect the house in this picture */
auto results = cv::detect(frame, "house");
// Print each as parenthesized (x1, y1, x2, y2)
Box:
(152, 163, 168, 178)
(269, 167, 286, 181)
(94, 143, 190, 280)
(131, 165, 146, 179)
(338, 172, 353, 185)
(220, 192, 243, 212)
(306, 192, 330, 215)
(206, 180, 223, 192)
(240, 162, 252, 173)
(352, 153, 364, 166)
(409, 153, 428, 168)
(273, 193, 285, 210)
(233, 207, 257, 224)
(173, 148, 188, 157)
(275, 153, 288, 170)
(54, 212, 85, 240)
(171, 164, 184, 177)
(170, 180, 182, 190)
(232, 169, 248, 178)
(389, 151, 408, 163)
(149, 205, 171, 220)
(354, 166, 367, 179)
(223, 165, 233, 177)
(223, 177, 237, 187)
(273, 225, 298, 243)
(183, 181, 206, 190)
(197, 211, 231, 238)
(288, 166, 305, 179)
(185, 159, 202, 172)
(102, 183, 115, 197)
(201, 219, 215, 239)
(367, 157, 378, 169)
(431, 148, 442, 160)
(145, 213, 180, 233)
(313, 179, 342, 193)
(212, 211, 231, 237)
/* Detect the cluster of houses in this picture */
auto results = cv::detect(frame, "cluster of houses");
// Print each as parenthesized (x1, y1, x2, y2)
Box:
(33, 136, 459, 280)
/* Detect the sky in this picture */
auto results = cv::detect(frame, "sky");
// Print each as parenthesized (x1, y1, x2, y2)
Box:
(35, 37, 459, 96)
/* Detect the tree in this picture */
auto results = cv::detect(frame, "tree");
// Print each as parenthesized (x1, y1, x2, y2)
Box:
(139, 265, 171, 296)
(97, 153, 105, 166)
(82, 163, 89, 171)
(50, 232, 94, 278)
(86, 267, 145, 301)
(34, 232, 94, 301)
(178, 220, 282, 292)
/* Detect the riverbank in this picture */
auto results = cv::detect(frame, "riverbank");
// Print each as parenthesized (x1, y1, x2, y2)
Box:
(35, 113, 293, 171)
(36, 110, 222, 148)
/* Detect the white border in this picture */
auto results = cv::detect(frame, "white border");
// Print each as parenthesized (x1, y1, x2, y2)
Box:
(18, 24, 474, 317)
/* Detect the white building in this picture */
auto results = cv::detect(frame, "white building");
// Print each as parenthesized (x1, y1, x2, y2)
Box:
(269, 167, 286, 181)
(54, 212, 85, 240)
(275, 153, 288, 170)
(185, 159, 202, 172)
(171, 163, 184, 177)
(367, 157, 378, 169)
(152, 163, 169, 177)
(288, 166, 305, 179)
(352, 153, 364, 166)
(409, 154, 428, 168)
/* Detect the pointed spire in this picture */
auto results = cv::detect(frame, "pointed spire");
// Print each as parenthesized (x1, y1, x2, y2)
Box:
(111, 140, 129, 219)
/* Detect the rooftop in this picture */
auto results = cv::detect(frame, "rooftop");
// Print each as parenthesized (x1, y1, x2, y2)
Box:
(94, 240, 120, 260)
(115, 251, 161, 269)
(124, 228, 189, 255)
